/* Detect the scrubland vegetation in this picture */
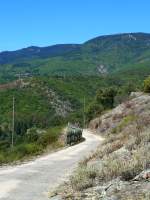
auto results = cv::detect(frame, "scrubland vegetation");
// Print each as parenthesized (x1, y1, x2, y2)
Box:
(52, 78, 150, 199)
(70, 123, 149, 191)
(0, 74, 141, 165)
(0, 126, 63, 164)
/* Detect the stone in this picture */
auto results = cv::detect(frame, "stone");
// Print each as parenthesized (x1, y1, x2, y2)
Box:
(133, 169, 150, 181)
(49, 195, 62, 200)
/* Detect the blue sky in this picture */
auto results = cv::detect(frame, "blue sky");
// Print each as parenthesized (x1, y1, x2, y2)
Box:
(0, 0, 149, 51)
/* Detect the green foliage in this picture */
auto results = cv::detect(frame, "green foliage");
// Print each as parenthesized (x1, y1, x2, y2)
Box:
(12, 143, 42, 158)
(86, 101, 104, 121)
(96, 88, 117, 109)
(0, 126, 63, 164)
(66, 127, 82, 145)
(143, 76, 150, 93)
(0, 153, 5, 164)
(26, 127, 41, 142)
(86, 87, 117, 121)
(37, 126, 62, 147)
(0, 75, 142, 164)
(1, 33, 150, 164)
(1, 33, 150, 82)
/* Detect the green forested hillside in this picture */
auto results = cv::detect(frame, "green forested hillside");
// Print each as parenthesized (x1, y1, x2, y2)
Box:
(0, 64, 148, 165)
(0, 74, 142, 164)
(0, 76, 107, 163)
(0, 33, 150, 82)
(0, 32, 150, 164)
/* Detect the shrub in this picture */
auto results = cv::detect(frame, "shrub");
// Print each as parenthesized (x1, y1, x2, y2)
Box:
(86, 101, 104, 121)
(12, 143, 42, 158)
(0, 140, 10, 150)
(70, 166, 97, 191)
(0, 153, 5, 164)
(37, 126, 62, 147)
(26, 127, 40, 142)
(144, 76, 150, 93)
(96, 87, 117, 108)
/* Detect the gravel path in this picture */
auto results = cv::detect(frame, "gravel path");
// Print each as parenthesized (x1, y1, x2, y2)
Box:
(0, 130, 103, 200)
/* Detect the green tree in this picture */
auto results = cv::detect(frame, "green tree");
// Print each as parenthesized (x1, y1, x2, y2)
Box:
(144, 76, 150, 93)
(86, 101, 104, 121)
(96, 87, 117, 109)
(86, 87, 117, 121)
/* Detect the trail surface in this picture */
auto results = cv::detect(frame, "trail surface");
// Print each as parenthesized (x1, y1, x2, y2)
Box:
(0, 130, 103, 200)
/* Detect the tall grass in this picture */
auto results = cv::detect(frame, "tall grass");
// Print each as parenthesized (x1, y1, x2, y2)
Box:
(69, 117, 150, 192)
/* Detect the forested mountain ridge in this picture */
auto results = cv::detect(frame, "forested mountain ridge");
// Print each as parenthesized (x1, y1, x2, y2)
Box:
(1, 33, 150, 82)
(0, 44, 81, 64)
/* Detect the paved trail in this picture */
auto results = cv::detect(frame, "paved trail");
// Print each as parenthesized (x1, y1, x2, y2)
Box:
(0, 130, 103, 200)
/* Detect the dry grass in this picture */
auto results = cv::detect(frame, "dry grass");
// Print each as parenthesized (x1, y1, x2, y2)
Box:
(100, 144, 149, 182)
(69, 118, 150, 192)
(70, 166, 98, 191)
(70, 140, 149, 191)
(55, 98, 150, 198)
(90, 139, 125, 160)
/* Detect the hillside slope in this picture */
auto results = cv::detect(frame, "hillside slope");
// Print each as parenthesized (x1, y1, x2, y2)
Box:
(56, 92, 150, 199)
(0, 76, 108, 164)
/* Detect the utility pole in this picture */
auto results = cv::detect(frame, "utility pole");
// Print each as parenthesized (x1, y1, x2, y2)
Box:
(83, 96, 86, 129)
(18, 73, 22, 88)
(12, 96, 15, 148)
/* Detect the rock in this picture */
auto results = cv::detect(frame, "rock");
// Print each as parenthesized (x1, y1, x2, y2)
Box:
(89, 118, 101, 130)
(143, 171, 150, 180)
(130, 92, 143, 98)
(89, 93, 150, 136)
(78, 175, 150, 199)
(49, 195, 62, 200)
(133, 169, 150, 181)
(113, 147, 131, 160)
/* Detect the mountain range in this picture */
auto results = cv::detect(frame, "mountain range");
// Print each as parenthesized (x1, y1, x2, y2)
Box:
(0, 32, 150, 82)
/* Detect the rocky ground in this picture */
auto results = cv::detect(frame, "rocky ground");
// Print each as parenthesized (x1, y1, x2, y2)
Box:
(52, 92, 150, 200)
